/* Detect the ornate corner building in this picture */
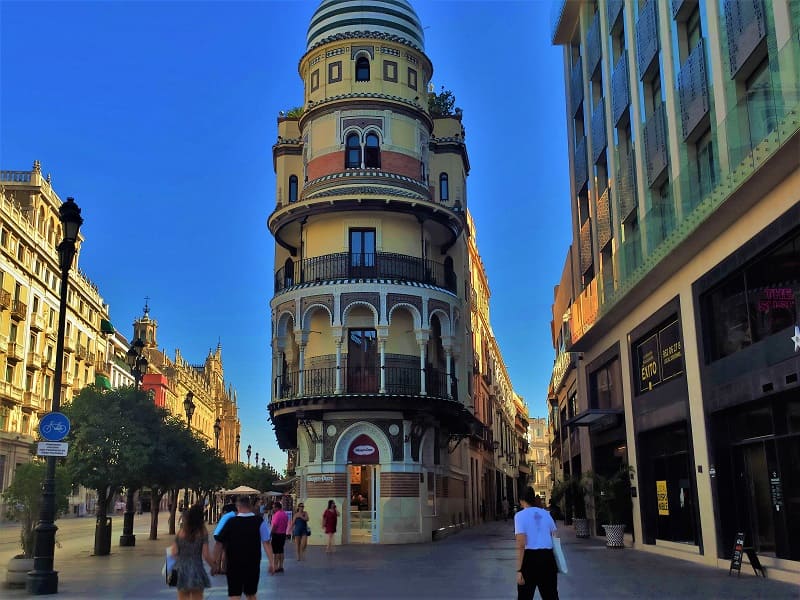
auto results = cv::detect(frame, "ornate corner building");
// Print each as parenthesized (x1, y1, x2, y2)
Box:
(550, 0, 799, 578)
(267, 0, 484, 544)
(0, 162, 112, 500)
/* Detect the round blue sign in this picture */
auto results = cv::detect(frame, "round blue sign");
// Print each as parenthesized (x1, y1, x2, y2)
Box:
(39, 412, 71, 442)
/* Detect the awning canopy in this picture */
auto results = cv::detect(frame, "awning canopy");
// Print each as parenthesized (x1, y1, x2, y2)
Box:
(100, 319, 115, 335)
(565, 408, 623, 428)
(95, 374, 112, 390)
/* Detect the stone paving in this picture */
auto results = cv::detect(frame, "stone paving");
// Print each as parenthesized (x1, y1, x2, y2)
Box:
(1, 514, 797, 598)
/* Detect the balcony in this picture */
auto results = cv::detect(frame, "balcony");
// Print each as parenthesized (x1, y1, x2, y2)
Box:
(85, 351, 95, 365)
(0, 289, 11, 310)
(0, 334, 7, 353)
(269, 361, 475, 450)
(10, 299, 27, 320)
(63, 337, 75, 353)
(26, 352, 42, 369)
(76, 345, 88, 362)
(30, 313, 46, 332)
(7, 342, 24, 362)
(22, 390, 39, 410)
(274, 252, 457, 295)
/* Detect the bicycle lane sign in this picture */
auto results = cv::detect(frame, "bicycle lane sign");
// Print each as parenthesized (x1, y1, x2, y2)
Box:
(39, 412, 71, 442)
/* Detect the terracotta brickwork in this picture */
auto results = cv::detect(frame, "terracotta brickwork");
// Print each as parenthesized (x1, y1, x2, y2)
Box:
(380, 473, 420, 497)
(307, 150, 420, 182)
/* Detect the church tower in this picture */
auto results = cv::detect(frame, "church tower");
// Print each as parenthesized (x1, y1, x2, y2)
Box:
(133, 300, 157, 348)
(268, 0, 477, 544)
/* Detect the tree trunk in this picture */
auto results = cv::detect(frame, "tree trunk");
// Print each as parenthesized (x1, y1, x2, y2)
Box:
(149, 490, 165, 540)
(168, 489, 178, 535)
(94, 487, 111, 556)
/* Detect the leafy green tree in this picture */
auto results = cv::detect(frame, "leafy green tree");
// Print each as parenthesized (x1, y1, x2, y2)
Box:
(1, 461, 71, 558)
(428, 86, 456, 117)
(63, 386, 160, 553)
(192, 444, 227, 506)
(285, 106, 304, 118)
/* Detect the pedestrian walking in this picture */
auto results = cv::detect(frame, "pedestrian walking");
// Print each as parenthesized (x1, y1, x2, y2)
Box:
(169, 504, 214, 600)
(290, 502, 310, 561)
(514, 488, 559, 600)
(322, 499, 339, 553)
(212, 496, 274, 599)
(270, 501, 289, 573)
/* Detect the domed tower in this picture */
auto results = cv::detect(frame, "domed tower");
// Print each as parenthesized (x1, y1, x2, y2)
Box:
(268, 0, 476, 545)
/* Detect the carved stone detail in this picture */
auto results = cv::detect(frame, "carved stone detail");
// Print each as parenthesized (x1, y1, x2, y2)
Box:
(322, 418, 402, 461)
(300, 294, 335, 325)
(387, 293, 423, 318)
(341, 292, 380, 322)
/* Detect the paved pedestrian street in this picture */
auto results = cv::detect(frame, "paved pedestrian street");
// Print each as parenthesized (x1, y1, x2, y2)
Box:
(1, 516, 797, 598)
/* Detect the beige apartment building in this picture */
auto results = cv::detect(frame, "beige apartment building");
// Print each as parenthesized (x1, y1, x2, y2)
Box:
(550, 0, 799, 581)
(0, 161, 111, 502)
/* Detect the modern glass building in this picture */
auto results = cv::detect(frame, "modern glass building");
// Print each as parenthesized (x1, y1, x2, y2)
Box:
(550, 0, 799, 579)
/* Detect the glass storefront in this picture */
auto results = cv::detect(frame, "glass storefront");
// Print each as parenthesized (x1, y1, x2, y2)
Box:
(712, 394, 800, 560)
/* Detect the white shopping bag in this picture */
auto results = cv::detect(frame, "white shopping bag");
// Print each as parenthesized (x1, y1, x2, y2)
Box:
(553, 537, 568, 575)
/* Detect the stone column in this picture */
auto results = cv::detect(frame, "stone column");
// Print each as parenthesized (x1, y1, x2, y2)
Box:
(379, 338, 387, 393)
(297, 343, 306, 396)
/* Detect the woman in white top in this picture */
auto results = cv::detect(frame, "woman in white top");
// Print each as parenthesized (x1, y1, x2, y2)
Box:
(514, 487, 559, 600)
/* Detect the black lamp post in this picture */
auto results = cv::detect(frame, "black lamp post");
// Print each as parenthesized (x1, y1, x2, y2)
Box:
(255, 452, 259, 466)
(119, 339, 148, 547)
(125, 338, 148, 388)
(183, 392, 195, 508)
(213, 418, 221, 450)
(235, 433, 240, 463)
(27, 198, 83, 595)
(246, 444, 251, 466)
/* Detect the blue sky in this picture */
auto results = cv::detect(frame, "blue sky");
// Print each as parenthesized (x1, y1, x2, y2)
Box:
(0, 0, 570, 471)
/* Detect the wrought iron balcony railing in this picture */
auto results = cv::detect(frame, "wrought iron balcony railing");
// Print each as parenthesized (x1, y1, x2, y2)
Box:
(274, 365, 452, 400)
(275, 252, 457, 294)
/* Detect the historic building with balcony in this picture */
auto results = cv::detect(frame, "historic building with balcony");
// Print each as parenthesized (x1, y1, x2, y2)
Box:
(528, 416, 551, 505)
(0, 161, 112, 514)
(267, 0, 482, 544)
(133, 305, 241, 465)
(551, 0, 799, 579)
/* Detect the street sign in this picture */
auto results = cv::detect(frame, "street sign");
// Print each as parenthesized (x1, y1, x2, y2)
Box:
(37, 441, 69, 457)
(39, 412, 71, 441)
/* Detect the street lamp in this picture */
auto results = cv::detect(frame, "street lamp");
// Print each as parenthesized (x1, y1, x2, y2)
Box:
(125, 338, 148, 388)
(120, 339, 148, 547)
(213, 418, 221, 450)
(255, 452, 259, 466)
(183, 392, 195, 509)
(28, 197, 83, 595)
(246, 444, 252, 466)
(235, 434, 240, 463)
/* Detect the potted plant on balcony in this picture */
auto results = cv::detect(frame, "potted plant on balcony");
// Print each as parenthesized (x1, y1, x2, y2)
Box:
(588, 464, 633, 548)
(550, 474, 589, 537)
(2, 460, 70, 587)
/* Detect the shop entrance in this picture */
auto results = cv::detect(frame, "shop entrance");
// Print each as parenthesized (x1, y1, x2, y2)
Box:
(734, 435, 800, 559)
(349, 464, 379, 543)
(347, 433, 380, 544)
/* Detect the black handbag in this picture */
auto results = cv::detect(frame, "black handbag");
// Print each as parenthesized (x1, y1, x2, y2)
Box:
(166, 564, 178, 587)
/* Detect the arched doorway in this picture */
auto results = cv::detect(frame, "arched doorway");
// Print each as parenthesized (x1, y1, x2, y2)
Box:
(347, 433, 380, 543)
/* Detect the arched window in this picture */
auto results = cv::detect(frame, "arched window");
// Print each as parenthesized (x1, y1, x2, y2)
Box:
(288, 175, 298, 202)
(364, 133, 381, 168)
(345, 133, 361, 168)
(355, 57, 370, 82)
(439, 173, 449, 201)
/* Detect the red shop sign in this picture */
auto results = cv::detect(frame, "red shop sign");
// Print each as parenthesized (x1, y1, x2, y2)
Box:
(347, 434, 379, 464)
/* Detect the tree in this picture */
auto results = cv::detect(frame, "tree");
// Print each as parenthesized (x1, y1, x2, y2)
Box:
(63, 385, 160, 554)
(285, 106, 304, 118)
(428, 86, 456, 117)
(1, 461, 70, 558)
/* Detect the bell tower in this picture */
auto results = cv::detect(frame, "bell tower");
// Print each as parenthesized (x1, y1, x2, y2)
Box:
(132, 298, 158, 347)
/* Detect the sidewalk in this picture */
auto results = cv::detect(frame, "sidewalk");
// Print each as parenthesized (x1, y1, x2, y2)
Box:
(2, 517, 797, 598)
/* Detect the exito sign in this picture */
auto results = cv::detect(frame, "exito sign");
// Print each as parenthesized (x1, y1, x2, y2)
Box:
(635, 319, 684, 395)
(656, 480, 669, 516)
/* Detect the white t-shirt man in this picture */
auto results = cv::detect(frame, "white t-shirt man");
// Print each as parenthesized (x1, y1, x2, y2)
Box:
(514, 506, 556, 549)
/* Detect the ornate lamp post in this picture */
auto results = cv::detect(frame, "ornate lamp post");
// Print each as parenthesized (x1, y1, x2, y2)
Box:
(119, 339, 148, 547)
(27, 198, 83, 595)
(235, 433, 240, 463)
(183, 392, 195, 509)
(255, 452, 259, 466)
(246, 444, 252, 466)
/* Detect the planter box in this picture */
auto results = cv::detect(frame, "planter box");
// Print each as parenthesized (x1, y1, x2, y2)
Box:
(574, 517, 590, 538)
(602, 523, 626, 548)
(6, 556, 34, 587)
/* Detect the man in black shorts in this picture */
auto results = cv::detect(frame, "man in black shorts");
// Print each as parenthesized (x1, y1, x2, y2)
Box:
(213, 496, 274, 599)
